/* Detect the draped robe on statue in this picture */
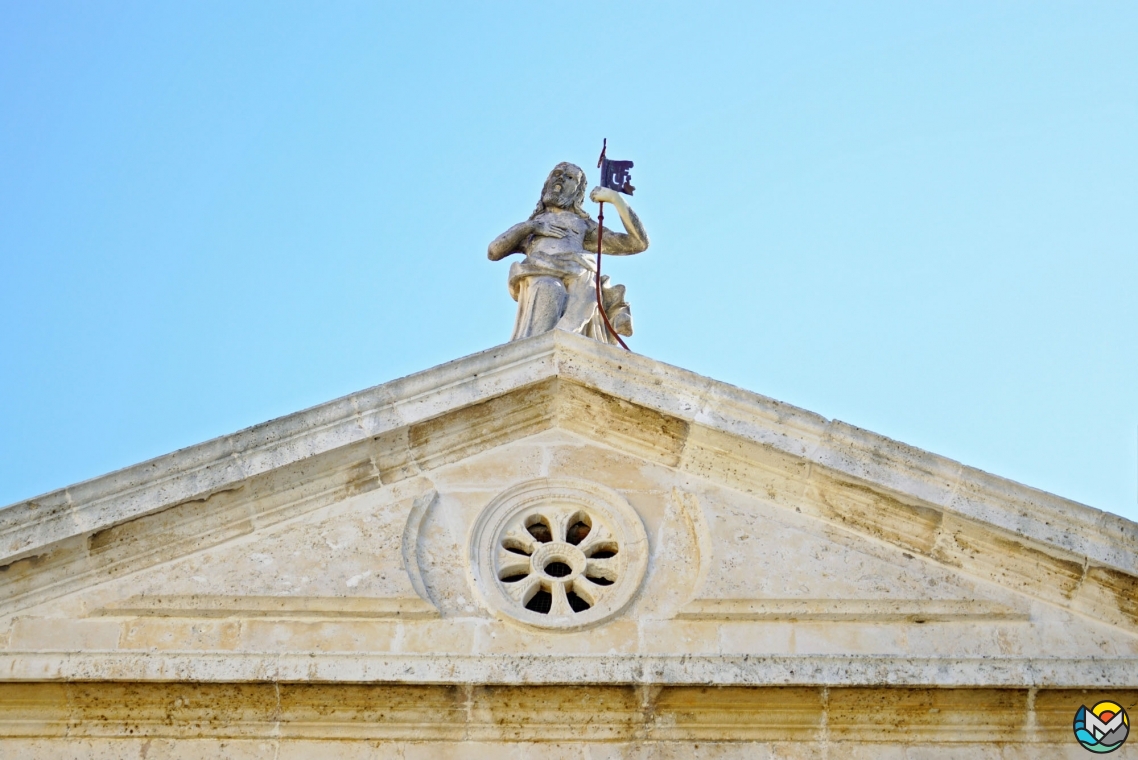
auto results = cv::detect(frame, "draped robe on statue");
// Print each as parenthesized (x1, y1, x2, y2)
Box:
(506, 214, 631, 346)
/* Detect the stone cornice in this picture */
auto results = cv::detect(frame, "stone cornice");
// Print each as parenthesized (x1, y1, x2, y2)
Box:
(2, 330, 1135, 579)
(2, 651, 1136, 688)
(0, 336, 558, 563)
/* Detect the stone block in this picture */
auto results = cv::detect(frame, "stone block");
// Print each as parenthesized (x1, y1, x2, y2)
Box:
(120, 619, 241, 651)
(651, 686, 823, 741)
(717, 622, 794, 655)
(475, 618, 638, 655)
(639, 620, 720, 654)
(548, 441, 678, 496)
(9, 617, 120, 651)
(278, 684, 466, 740)
(429, 439, 545, 490)
(792, 622, 906, 655)
(65, 683, 278, 738)
(468, 685, 642, 742)
(826, 687, 1029, 743)
(0, 739, 277, 760)
(237, 619, 398, 652)
(398, 619, 480, 654)
(555, 381, 689, 468)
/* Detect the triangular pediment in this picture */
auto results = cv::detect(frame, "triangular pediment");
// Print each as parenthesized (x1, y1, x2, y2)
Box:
(1, 330, 1136, 688)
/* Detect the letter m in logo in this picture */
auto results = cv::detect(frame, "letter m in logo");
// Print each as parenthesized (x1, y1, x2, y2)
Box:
(1086, 710, 1124, 739)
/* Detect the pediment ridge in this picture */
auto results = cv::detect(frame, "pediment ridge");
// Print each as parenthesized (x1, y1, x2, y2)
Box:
(557, 336, 1137, 574)
(1, 330, 1134, 581)
(0, 334, 562, 563)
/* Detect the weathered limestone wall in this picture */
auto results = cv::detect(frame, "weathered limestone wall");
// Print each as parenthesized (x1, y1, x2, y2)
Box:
(1, 332, 1135, 758)
(3, 428, 1134, 665)
(4, 376, 1136, 644)
(3, 683, 1132, 758)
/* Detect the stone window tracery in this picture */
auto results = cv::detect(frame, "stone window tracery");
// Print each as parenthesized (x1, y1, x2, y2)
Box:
(468, 478, 648, 630)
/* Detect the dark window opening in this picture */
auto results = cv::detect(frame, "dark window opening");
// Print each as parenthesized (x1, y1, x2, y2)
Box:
(526, 520, 553, 543)
(566, 592, 591, 612)
(566, 520, 591, 545)
(544, 561, 572, 578)
(526, 590, 552, 614)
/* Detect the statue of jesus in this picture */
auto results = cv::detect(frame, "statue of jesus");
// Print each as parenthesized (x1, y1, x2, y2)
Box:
(488, 162, 649, 345)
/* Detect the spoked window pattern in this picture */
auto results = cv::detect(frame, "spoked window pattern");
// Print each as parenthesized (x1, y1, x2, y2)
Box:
(470, 478, 648, 630)
(497, 506, 620, 616)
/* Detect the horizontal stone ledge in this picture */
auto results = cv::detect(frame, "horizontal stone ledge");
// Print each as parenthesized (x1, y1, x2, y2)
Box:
(5, 683, 1136, 745)
(93, 595, 439, 619)
(675, 598, 1030, 622)
(5, 330, 1134, 580)
(2, 652, 1136, 688)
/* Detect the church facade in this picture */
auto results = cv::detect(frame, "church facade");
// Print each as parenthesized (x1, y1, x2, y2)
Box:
(1, 330, 1135, 757)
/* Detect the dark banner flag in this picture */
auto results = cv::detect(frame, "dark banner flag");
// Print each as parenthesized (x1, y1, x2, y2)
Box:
(599, 158, 635, 196)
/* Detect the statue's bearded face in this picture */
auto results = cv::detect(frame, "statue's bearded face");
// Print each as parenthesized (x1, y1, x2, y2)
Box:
(541, 164, 584, 210)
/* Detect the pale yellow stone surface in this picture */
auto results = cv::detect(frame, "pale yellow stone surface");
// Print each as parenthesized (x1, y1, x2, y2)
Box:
(9, 616, 121, 650)
(235, 618, 398, 652)
(0, 740, 1102, 759)
(399, 619, 479, 654)
(476, 617, 640, 655)
(0, 332, 1135, 754)
(1, 683, 1125, 756)
(120, 619, 241, 651)
(3, 429, 1135, 665)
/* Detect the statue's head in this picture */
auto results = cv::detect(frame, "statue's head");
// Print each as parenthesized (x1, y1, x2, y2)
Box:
(531, 162, 590, 220)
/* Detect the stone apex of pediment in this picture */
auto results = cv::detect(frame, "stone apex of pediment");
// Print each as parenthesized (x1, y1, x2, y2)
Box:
(2, 328, 1135, 579)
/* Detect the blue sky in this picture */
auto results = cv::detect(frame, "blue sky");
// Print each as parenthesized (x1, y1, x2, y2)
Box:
(1, 2, 1135, 521)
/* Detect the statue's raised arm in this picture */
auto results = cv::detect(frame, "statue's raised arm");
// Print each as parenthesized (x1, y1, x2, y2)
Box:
(583, 186, 649, 255)
(487, 162, 649, 346)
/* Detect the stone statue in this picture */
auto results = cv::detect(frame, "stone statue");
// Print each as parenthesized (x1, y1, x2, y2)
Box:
(488, 162, 649, 345)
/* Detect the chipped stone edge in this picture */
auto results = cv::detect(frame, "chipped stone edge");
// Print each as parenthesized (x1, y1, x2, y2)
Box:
(1, 652, 1136, 688)
(2, 330, 1134, 577)
(0, 336, 559, 563)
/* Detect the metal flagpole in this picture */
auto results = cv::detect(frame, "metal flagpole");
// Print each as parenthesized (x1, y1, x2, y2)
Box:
(595, 139, 630, 351)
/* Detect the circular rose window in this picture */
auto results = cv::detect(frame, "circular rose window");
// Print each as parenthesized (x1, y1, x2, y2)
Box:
(468, 478, 648, 630)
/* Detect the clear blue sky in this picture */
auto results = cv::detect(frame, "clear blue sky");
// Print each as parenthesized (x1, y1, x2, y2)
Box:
(2, 2, 1135, 522)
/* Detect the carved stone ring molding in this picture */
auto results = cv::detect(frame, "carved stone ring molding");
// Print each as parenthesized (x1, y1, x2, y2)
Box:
(468, 478, 649, 631)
